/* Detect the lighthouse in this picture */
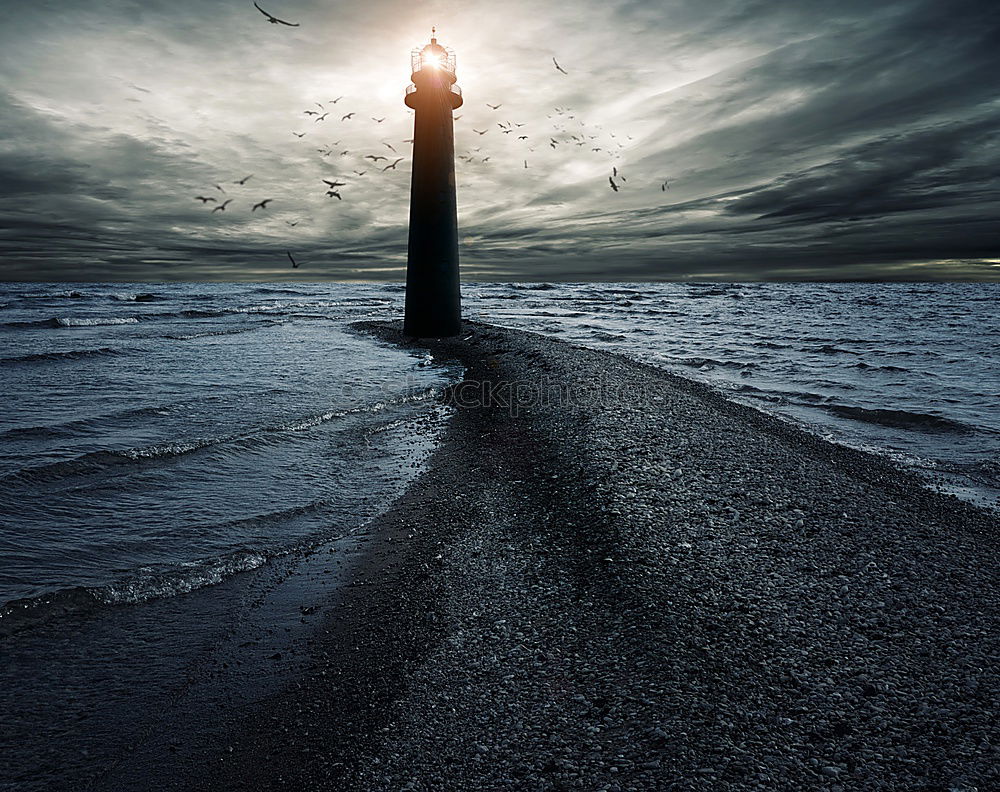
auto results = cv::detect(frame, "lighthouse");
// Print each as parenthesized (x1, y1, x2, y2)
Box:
(403, 29, 463, 338)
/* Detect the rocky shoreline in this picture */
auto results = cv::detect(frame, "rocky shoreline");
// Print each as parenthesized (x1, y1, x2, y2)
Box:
(198, 319, 998, 791)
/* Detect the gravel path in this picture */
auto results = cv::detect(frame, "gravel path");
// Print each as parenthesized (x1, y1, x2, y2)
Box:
(204, 320, 999, 792)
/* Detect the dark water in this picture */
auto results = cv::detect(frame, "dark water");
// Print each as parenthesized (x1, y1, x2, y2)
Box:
(0, 280, 997, 789)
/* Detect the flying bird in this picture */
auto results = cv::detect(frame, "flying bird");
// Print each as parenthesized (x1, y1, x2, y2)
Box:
(214, 183, 227, 193)
(315, 113, 329, 122)
(341, 112, 355, 121)
(285, 220, 299, 226)
(253, 2, 299, 26)
(252, 199, 273, 211)
(322, 179, 346, 188)
(353, 170, 366, 176)
(293, 132, 306, 137)
(661, 180, 670, 191)
(304, 110, 319, 116)
(383, 142, 397, 152)
(453, 115, 462, 120)
(553, 57, 568, 74)
(517, 135, 528, 141)
(486, 103, 502, 110)
(402, 139, 414, 143)
(608, 177, 619, 192)
(195, 196, 216, 204)
(372, 117, 386, 123)
(327, 191, 342, 200)
(524, 160, 528, 169)
(330, 96, 343, 104)
(364, 154, 387, 162)
(382, 158, 403, 171)
(287, 251, 300, 268)
(473, 129, 488, 135)
(212, 199, 233, 213)
(235, 174, 253, 185)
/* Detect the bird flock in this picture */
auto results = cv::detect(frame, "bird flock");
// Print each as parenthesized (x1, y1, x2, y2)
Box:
(193, 3, 675, 268)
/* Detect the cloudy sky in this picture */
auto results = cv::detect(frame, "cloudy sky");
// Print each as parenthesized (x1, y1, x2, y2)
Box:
(1, 0, 998, 281)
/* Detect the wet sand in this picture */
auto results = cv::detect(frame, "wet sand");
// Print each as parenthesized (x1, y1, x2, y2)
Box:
(174, 319, 1000, 791)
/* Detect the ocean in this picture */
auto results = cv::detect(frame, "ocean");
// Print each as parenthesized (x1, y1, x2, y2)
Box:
(1, 280, 998, 789)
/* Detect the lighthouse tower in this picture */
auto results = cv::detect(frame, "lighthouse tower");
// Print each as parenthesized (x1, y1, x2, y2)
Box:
(403, 29, 463, 338)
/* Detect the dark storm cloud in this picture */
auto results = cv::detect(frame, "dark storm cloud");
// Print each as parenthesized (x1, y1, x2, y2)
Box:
(0, 0, 998, 281)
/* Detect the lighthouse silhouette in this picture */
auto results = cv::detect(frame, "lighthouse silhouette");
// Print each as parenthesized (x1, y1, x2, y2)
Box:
(403, 29, 463, 338)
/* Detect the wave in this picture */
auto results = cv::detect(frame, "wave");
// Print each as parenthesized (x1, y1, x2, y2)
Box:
(0, 346, 122, 365)
(821, 404, 975, 434)
(163, 324, 274, 340)
(4, 316, 143, 329)
(251, 286, 311, 296)
(5, 387, 443, 485)
(589, 330, 627, 342)
(111, 292, 159, 302)
(733, 384, 830, 405)
(0, 404, 174, 441)
(0, 548, 270, 638)
(671, 356, 757, 370)
(851, 361, 911, 373)
(800, 344, 858, 355)
(17, 290, 87, 300)
(752, 341, 792, 350)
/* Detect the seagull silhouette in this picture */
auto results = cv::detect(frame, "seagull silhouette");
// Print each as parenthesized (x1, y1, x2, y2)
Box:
(473, 129, 488, 135)
(372, 117, 385, 123)
(235, 174, 253, 185)
(330, 96, 343, 104)
(553, 57, 568, 74)
(517, 135, 528, 141)
(304, 110, 319, 116)
(212, 199, 233, 213)
(487, 103, 502, 110)
(195, 196, 216, 203)
(382, 158, 404, 171)
(285, 220, 299, 226)
(353, 170, 366, 176)
(608, 177, 619, 192)
(214, 184, 227, 194)
(315, 113, 329, 122)
(253, 2, 299, 26)
(293, 132, 306, 137)
(287, 251, 300, 268)
(252, 199, 273, 211)
(322, 179, 346, 188)
(327, 191, 342, 200)
(524, 160, 528, 169)
(383, 142, 397, 152)
(364, 154, 387, 162)
(341, 112, 355, 121)
(661, 180, 670, 191)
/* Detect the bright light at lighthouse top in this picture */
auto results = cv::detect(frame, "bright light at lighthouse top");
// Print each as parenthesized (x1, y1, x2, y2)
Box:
(411, 28, 457, 80)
